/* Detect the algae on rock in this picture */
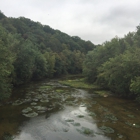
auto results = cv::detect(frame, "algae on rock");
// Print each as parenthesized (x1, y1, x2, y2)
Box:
(22, 107, 32, 114)
(77, 127, 94, 136)
(99, 126, 114, 133)
(23, 112, 38, 117)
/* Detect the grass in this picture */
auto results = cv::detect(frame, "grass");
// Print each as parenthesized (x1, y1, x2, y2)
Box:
(39, 85, 52, 89)
(94, 90, 111, 97)
(59, 77, 111, 97)
(59, 78, 99, 89)
(55, 89, 64, 93)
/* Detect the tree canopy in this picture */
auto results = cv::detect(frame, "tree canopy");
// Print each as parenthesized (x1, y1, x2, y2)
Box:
(1, 11, 140, 102)
(0, 12, 95, 100)
(83, 25, 140, 101)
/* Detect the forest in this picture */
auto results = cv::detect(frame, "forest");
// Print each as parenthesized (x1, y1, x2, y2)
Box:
(0, 11, 95, 100)
(0, 11, 140, 102)
(83, 27, 140, 101)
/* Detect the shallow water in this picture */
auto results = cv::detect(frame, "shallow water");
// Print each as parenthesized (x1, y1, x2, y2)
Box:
(0, 79, 140, 140)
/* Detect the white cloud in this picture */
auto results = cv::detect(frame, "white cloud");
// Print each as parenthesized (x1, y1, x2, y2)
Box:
(0, 0, 140, 44)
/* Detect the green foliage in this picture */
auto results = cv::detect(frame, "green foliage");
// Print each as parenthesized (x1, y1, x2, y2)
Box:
(0, 15, 94, 54)
(83, 24, 140, 99)
(43, 51, 55, 77)
(0, 25, 14, 100)
(2, 10, 140, 102)
(0, 11, 6, 20)
(32, 51, 48, 79)
(83, 46, 108, 83)
(0, 12, 95, 100)
(72, 50, 85, 73)
(97, 48, 140, 96)
(130, 76, 140, 101)
(54, 53, 67, 75)
(13, 40, 36, 84)
(83, 37, 130, 83)
(130, 77, 140, 94)
(59, 78, 99, 89)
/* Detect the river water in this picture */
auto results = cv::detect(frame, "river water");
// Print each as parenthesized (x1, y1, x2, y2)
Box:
(0, 79, 140, 140)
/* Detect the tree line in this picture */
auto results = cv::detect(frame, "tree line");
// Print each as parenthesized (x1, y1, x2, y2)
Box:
(83, 26, 140, 101)
(1, 10, 140, 102)
(0, 11, 95, 100)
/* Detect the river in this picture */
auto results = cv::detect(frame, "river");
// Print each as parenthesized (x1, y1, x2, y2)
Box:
(0, 79, 140, 140)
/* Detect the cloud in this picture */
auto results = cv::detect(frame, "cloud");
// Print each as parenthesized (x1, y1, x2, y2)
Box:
(0, 0, 140, 44)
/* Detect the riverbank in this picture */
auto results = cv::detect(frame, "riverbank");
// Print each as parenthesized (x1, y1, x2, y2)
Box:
(0, 78, 140, 140)
(59, 76, 111, 97)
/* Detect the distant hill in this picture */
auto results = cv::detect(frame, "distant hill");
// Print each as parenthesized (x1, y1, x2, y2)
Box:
(0, 11, 95, 53)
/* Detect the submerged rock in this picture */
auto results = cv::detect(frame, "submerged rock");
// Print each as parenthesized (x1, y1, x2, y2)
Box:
(104, 114, 118, 121)
(31, 102, 37, 106)
(89, 112, 96, 117)
(63, 127, 69, 132)
(23, 112, 38, 117)
(65, 119, 74, 122)
(92, 101, 97, 104)
(80, 104, 86, 107)
(32, 99, 39, 102)
(65, 101, 74, 106)
(40, 99, 49, 103)
(133, 124, 140, 128)
(77, 127, 94, 136)
(12, 100, 24, 106)
(117, 134, 123, 138)
(33, 106, 47, 111)
(125, 122, 140, 128)
(22, 107, 32, 114)
(99, 106, 108, 112)
(127, 114, 135, 118)
(24, 98, 32, 103)
(99, 126, 114, 133)
(77, 115, 84, 118)
(35, 95, 44, 100)
(71, 122, 81, 126)
(125, 122, 132, 126)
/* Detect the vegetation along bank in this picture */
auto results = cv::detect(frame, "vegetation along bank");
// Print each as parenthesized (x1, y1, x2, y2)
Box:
(0, 11, 140, 102)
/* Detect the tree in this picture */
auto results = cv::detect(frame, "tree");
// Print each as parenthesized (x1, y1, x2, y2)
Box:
(13, 40, 36, 85)
(130, 76, 140, 102)
(83, 46, 109, 83)
(43, 51, 55, 78)
(97, 48, 140, 96)
(0, 11, 6, 20)
(0, 25, 14, 100)
(0, 12, 96, 100)
(73, 50, 85, 73)
(32, 52, 48, 79)
(130, 77, 140, 94)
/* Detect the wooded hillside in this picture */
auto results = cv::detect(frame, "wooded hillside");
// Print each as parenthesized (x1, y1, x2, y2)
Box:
(83, 25, 140, 101)
(0, 11, 95, 100)
(1, 10, 140, 102)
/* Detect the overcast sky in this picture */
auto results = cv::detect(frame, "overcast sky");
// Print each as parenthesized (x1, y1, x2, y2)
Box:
(0, 0, 140, 44)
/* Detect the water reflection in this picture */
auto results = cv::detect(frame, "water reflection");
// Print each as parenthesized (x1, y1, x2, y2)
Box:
(14, 106, 110, 140)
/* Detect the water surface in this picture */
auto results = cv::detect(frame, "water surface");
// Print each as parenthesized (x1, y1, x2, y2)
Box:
(0, 79, 140, 140)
